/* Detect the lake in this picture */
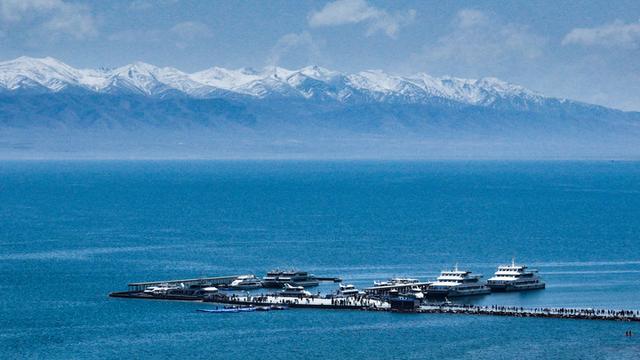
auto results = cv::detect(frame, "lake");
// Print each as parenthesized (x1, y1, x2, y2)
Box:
(1, 161, 639, 359)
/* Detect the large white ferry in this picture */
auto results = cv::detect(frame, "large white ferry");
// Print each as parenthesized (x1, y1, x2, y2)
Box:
(486, 259, 545, 291)
(427, 266, 490, 297)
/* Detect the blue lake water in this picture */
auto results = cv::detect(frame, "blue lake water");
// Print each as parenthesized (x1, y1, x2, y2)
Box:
(1, 161, 639, 359)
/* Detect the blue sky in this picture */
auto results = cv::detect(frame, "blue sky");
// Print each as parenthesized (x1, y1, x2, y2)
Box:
(0, 0, 639, 111)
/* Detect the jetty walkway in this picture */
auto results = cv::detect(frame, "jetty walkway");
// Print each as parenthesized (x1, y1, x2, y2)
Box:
(206, 294, 390, 310)
(207, 294, 640, 322)
(419, 304, 640, 322)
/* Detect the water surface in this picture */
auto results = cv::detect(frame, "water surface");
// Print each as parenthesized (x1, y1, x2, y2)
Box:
(1, 161, 639, 359)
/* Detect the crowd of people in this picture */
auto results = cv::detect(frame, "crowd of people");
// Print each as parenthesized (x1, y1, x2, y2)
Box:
(211, 292, 639, 322)
(421, 303, 640, 321)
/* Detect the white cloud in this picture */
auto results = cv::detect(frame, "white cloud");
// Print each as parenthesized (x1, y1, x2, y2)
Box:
(0, 0, 97, 39)
(562, 20, 640, 48)
(413, 9, 545, 76)
(267, 31, 321, 66)
(308, 0, 415, 38)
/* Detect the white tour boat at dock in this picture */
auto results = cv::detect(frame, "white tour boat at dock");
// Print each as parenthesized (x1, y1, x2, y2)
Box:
(427, 266, 490, 297)
(486, 259, 545, 291)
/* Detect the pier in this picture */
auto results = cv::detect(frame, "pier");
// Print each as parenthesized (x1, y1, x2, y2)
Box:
(418, 304, 640, 322)
(205, 294, 640, 322)
(109, 290, 640, 322)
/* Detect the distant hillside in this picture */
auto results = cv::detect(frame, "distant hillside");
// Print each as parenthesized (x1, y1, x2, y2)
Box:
(0, 57, 638, 159)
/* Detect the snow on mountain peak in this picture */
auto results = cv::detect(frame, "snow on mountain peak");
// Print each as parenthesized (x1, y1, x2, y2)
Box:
(0, 56, 546, 106)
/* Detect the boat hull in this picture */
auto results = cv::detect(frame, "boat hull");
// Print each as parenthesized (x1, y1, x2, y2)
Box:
(427, 287, 491, 298)
(230, 284, 262, 290)
(487, 283, 546, 292)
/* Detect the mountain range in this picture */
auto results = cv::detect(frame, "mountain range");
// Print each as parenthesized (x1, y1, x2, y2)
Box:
(1, 56, 638, 159)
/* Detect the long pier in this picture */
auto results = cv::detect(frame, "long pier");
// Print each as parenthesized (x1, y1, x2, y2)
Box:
(201, 295, 640, 322)
(205, 294, 390, 310)
(418, 304, 640, 322)
(109, 291, 640, 322)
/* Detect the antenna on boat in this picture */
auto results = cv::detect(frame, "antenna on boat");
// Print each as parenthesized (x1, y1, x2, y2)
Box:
(454, 262, 458, 271)
(512, 257, 516, 267)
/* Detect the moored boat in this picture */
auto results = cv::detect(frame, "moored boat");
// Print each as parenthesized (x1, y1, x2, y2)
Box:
(427, 265, 490, 297)
(229, 275, 262, 290)
(486, 259, 545, 292)
(261, 270, 320, 288)
(336, 284, 364, 297)
(279, 283, 312, 297)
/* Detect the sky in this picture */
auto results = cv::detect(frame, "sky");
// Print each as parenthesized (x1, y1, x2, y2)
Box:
(0, 0, 638, 111)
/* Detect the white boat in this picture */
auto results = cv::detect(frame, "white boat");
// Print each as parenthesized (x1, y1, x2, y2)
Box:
(486, 259, 545, 292)
(279, 283, 312, 298)
(229, 275, 262, 290)
(261, 270, 320, 288)
(201, 286, 219, 294)
(406, 286, 424, 300)
(428, 265, 490, 297)
(144, 283, 181, 296)
(336, 284, 364, 297)
(373, 278, 420, 287)
(143, 286, 159, 294)
(365, 277, 431, 296)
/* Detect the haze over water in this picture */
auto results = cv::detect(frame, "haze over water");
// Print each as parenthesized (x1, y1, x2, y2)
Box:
(1, 161, 639, 359)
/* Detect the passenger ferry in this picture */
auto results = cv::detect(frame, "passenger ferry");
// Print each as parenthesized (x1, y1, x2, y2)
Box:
(262, 270, 320, 288)
(486, 259, 546, 291)
(279, 283, 312, 298)
(229, 275, 262, 290)
(427, 266, 490, 297)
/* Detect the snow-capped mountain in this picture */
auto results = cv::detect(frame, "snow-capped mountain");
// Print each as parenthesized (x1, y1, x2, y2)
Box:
(0, 56, 544, 107)
(1, 56, 639, 159)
